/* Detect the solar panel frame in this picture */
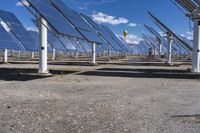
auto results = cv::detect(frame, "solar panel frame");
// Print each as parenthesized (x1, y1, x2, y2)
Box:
(148, 11, 193, 51)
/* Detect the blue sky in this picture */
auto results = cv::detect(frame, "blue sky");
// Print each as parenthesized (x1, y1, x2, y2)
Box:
(0, 0, 193, 44)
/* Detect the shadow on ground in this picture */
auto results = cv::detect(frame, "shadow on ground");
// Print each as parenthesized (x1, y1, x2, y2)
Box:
(0, 68, 77, 81)
(78, 68, 200, 79)
(98, 62, 187, 67)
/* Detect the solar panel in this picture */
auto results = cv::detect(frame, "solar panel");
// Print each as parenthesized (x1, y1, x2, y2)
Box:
(78, 39, 92, 53)
(24, 0, 84, 39)
(68, 38, 86, 53)
(0, 23, 21, 50)
(118, 37, 131, 52)
(101, 25, 128, 51)
(0, 9, 38, 51)
(57, 36, 77, 52)
(81, 14, 122, 51)
(50, 0, 105, 44)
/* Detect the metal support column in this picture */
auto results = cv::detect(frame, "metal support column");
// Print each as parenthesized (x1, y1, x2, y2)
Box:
(52, 48, 56, 60)
(31, 52, 35, 59)
(167, 33, 173, 65)
(192, 19, 200, 72)
(75, 51, 78, 59)
(38, 16, 49, 74)
(92, 43, 96, 64)
(3, 49, 8, 63)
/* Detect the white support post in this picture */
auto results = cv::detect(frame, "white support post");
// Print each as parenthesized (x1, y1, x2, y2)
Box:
(159, 43, 162, 56)
(18, 50, 21, 58)
(38, 16, 49, 75)
(52, 48, 56, 60)
(75, 51, 78, 59)
(3, 49, 8, 63)
(154, 47, 156, 56)
(31, 52, 35, 59)
(167, 33, 173, 65)
(116, 51, 118, 59)
(108, 50, 111, 59)
(192, 19, 200, 73)
(92, 43, 96, 64)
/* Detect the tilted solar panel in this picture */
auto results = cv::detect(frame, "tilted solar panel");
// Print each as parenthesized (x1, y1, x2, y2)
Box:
(68, 38, 86, 53)
(0, 23, 21, 50)
(50, 0, 104, 44)
(0, 9, 38, 51)
(101, 25, 128, 51)
(57, 36, 77, 52)
(148, 11, 193, 51)
(81, 14, 122, 51)
(23, 0, 84, 39)
(118, 37, 131, 52)
(78, 39, 92, 53)
(50, 0, 92, 31)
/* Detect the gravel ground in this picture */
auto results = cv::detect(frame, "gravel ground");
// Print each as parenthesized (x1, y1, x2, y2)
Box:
(0, 57, 200, 133)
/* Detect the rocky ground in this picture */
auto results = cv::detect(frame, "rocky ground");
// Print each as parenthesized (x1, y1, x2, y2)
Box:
(0, 56, 199, 133)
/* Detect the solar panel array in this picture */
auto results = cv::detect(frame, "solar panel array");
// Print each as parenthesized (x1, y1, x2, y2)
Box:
(25, 0, 84, 39)
(0, 9, 38, 51)
(50, 0, 105, 44)
(0, 0, 130, 54)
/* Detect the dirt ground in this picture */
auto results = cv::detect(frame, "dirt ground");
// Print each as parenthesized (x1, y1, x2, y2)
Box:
(0, 56, 200, 133)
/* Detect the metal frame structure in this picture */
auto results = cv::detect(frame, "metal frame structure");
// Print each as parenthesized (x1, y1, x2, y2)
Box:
(148, 11, 193, 64)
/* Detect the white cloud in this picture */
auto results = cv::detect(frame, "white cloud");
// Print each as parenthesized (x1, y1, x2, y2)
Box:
(180, 31, 193, 40)
(78, 0, 116, 10)
(92, 12, 129, 25)
(26, 27, 38, 32)
(185, 31, 193, 40)
(16, 0, 29, 7)
(128, 23, 137, 27)
(118, 34, 143, 44)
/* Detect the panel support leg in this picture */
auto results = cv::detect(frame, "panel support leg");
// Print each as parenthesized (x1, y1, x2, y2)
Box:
(108, 50, 111, 60)
(192, 19, 200, 73)
(18, 50, 21, 58)
(159, 43, 162, 57)
(3, 49, 8, 63)
(167, 33, 173, 65)
(31, 52, 35, 59)
(75, 51, 78, 59)
(92, 43, 96, 64)
(52, 48, 56, 60)
(38, 16, 49, 75)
